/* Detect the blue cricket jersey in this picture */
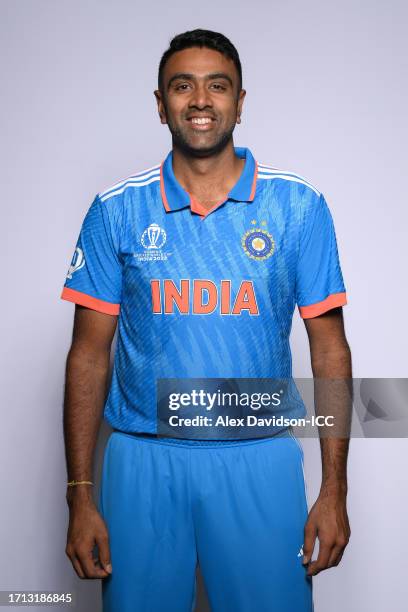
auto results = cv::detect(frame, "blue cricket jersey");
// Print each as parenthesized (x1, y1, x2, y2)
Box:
(61, 147, 347, 433)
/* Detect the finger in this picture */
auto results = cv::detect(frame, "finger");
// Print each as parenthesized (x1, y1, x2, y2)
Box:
(66, 546, 86, 579)
(77, 546, 109, 579)
(307, 539, 333, 576)
(95, 533, 112, 575)
(308, 546, 344, 576)
(302, 522, 317, 565)
(328, 545, 345, 568)
(71, 555, 86, 579)
(91, 556, 111, 578)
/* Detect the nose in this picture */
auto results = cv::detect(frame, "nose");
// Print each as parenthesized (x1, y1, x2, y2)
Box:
(188, 82, 212, 109)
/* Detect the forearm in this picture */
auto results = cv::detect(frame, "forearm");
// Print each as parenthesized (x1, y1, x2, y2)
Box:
(311, 341, 352, 492)
(63, 345, 110, 503)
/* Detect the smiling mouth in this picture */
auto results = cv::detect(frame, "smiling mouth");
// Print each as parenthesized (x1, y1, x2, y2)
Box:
(186, 117, 216, 132)
(189, 117, 215, 125)
(186, 114, 217, 126)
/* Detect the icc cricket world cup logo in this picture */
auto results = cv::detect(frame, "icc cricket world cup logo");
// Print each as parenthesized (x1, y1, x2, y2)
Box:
(141, 223, 166, 250)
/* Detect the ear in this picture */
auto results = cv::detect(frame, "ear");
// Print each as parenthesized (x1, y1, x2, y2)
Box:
(154, 89, 167, 125)
(236, 89, 246, 124)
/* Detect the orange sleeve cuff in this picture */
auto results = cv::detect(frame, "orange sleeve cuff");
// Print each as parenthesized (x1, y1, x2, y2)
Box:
(60, 287, 120, 315)
(298, 292, 347, 319)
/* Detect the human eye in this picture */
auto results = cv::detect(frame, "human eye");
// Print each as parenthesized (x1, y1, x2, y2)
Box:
(174, 82, 191, 91)
(210, 82, 227, 91)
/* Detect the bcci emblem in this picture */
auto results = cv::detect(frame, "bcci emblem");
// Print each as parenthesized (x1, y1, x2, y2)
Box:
(66, 247, 85, 279)
(141, 223, 166, 250)
(242, 222, 275, 260)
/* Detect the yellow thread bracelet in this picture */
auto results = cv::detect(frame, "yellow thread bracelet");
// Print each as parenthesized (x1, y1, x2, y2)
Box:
(67, 480, 94, 487)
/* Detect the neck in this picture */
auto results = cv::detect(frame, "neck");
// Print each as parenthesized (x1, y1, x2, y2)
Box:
(171, 141, 244, 203)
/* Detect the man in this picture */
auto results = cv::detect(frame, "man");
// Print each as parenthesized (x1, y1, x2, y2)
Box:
(62, 29, 351, 612)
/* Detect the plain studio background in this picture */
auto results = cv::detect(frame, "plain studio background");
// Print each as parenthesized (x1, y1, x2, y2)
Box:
(1, 0, 407, 610)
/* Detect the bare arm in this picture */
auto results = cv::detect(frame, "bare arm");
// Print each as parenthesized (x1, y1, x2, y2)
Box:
(302, 306, 352, 575)
(63, 304, 117, 579)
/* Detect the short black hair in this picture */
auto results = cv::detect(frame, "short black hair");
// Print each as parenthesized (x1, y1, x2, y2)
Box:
(158, 29, 242, 91)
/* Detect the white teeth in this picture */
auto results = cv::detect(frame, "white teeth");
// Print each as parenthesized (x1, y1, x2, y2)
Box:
(191, 117, 212, 124)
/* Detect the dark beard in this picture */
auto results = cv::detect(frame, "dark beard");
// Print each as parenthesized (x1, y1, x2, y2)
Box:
(170, 123, 236, 159)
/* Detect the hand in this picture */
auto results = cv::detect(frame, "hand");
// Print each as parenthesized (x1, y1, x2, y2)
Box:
(302, 484, 350, 576)
(65, 492, 112, 579)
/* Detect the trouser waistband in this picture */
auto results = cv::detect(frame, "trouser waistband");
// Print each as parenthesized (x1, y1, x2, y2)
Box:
(111, 428, 292, 447)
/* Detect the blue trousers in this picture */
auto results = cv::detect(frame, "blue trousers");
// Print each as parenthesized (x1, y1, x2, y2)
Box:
(98, 431, 313, 611)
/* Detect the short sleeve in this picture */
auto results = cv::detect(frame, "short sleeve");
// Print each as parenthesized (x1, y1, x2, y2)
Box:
(296, 192, 347, 318)
(60, 195, 122, 315)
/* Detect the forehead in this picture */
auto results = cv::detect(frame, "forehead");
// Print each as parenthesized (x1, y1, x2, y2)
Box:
(163, 47, 238, 82)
